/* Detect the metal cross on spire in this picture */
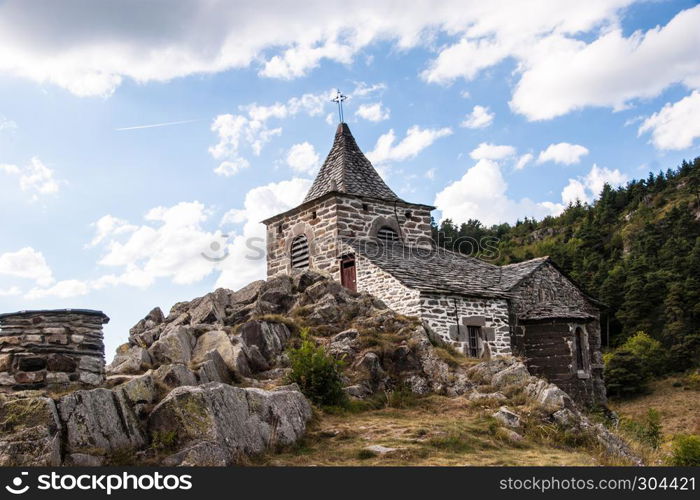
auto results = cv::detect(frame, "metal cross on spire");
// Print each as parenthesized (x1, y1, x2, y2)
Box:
(331, 89, 347, 123)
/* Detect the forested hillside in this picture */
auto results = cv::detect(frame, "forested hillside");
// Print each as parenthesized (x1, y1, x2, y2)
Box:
(432, 157, 700, 372)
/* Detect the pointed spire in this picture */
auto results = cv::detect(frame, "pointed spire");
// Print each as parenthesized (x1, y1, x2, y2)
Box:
(303, 123, 401, 203)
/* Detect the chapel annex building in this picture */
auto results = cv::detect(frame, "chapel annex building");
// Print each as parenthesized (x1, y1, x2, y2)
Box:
(263, 123, 606, 405)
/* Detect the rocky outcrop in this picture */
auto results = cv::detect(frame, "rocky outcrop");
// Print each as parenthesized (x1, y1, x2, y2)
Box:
(0, 394, 62, 466)
(467, 357, 642, 465)
(147, 383, 312, 466)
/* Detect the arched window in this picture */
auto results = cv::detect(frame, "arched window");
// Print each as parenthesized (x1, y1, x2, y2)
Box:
(377, 226, 400, 242)
(574, 327, 585, 370)
(290, 235, 310, 269)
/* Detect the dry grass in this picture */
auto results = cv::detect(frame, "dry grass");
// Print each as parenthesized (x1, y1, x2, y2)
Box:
(609, 376, 700, 438)
(255, 395, 597, 466)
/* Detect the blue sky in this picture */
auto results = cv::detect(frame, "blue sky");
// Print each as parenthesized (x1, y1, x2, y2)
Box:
(1, 0, 699, 358)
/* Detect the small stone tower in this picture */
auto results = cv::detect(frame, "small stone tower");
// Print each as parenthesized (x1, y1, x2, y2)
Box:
(262, 123, 434, 289)
(0, 309, 109, 392)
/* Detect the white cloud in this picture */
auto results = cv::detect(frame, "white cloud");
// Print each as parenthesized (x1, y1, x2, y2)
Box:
(88, 215, 137, 247)
(638, 91, 700, 150)
(352, 82, 386, 97)
(25, 280, 90, 300)
(286, 142, 320, 174)
(510, 6, 700, 120)
(460, 105, 494, 129)
(537, 142, 589, 165)
(434, 159, 562, 225)
(209, 90, 332, 175)
(0, 247, 54, 287)
(0, 0, 645, 107)
(94, 201, 220, 287)
(367, 126, 452, 165)
(0, 115, 17, 132)
(214, 157, 251, 177)
(0, 157, 62, 200)
(515, 153, 534, 170)
(560, 164, 628, 204)
(469, 143, 516, 161)
(217, 178, 312, 290)
(355, 102, 390, 122)
(424, 168, 436, 180)
(0, 286, 21, 297)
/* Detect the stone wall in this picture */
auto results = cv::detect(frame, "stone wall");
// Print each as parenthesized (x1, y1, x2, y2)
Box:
(355, 255, 421, 317)
(0, 309, 109, 392)
(334, 195, 433, 247)
(419, 293, 512, 357)
(265, 196, 340, 279)
(265, 193, 434, 281)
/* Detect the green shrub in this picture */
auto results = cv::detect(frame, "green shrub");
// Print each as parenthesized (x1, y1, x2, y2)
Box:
(604, 349, 648, 397)
(605, 332, 668, 397)
(669, 435, 700, 466)
(622, 331, 668, 377)
(621, 408, 662, 449)
(287, 328, 346, 407)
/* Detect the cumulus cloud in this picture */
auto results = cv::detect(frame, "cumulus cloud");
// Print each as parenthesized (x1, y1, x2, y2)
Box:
(515, 153, 534, 170)
(217, 178, 311, 290)
(0, 247, 54, 287)
(355, 102, 390, 122)
(510, 6, 700, 120)
(434, 159, 562, 225)
(367, 126, 452, 165)
(638, 91, 700, 150)
(560, 164, 628, 204)
(25, 280, 90, 300)
(0, 0, 650, 111)
(286, 142, 320, 174)
(469, 143, 516, 161)
(460, 105, 494, 129)
(93, 201, 221, 287)
(0, 157, 62, 200)
(209, 90, 332, 175)
(537, 143, 589, 165)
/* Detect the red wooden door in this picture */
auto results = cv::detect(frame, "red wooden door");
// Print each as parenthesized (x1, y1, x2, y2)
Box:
(340, 254, 357, 292)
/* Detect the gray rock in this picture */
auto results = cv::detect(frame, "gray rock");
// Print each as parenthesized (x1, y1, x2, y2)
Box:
(128, 307, 165, 340)
(525, 379, 570, 413)
(58, 388, 146, 457)
(365, 444, 399, 455)
(355, 352, 385, 389)
(148, 326, 195, 365)
(65, 453, 104, 466)
(107, 345, 152, 375)
(492, 406, 521, 428)
(147, 383, 312, 465)
(0, 394, 62, 466)
(152, 364, 198, 390)
(257, 275, 294, 311)
(116, 373, 157, 416)
(468, 391, 507, 402)
(491, 362, 532, 389)
(239, 321, 290, 363)
(191, 330, 251, 378)
(195, 350, 231, 384)
(231, 280, 264, 306)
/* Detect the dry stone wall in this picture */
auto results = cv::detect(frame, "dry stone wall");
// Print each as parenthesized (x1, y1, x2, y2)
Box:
(354, 255, 421, 317)
(0, 309, 108, 392)
(419, 293, 512, 356)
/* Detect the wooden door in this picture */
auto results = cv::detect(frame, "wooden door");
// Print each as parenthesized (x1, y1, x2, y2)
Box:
(340, 254, 357, 292)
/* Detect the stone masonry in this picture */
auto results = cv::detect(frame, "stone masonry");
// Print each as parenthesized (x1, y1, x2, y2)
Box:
(0, 309, 109, 392)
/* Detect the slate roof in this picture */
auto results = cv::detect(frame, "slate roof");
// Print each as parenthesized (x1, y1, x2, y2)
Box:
(498, 257, 549, 290)
(343, 239, 510, 298)
(303, 123, 402, 203)
(518, 304, 596, 321)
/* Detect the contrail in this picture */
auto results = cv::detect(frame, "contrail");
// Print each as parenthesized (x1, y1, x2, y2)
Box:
(115, 119, 200, 131)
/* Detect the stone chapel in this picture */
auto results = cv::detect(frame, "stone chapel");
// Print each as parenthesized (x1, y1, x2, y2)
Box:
(263, 122, 606, 404)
